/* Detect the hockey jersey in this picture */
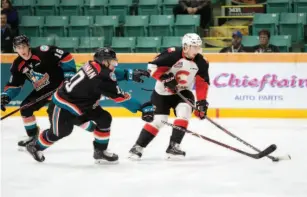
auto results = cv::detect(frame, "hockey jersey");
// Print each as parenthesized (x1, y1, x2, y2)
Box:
(53, 61, 129, 116)
(3, 45, 76, 99)
(148, 47, 210, 101)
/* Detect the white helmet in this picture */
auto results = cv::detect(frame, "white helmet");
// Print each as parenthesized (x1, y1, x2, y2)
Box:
(182, 33, 202, 47)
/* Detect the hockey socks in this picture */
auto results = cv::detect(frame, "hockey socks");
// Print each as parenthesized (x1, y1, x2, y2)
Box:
(170, 119, 189, 144)
(80, 121, 96, 132)
(36, 129, 55, 150)
(22, 116, 39, 137)
(93, 128, 110, 150)
(136, 123, 159, 148)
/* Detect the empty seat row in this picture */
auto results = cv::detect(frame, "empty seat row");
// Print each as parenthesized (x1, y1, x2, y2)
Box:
(242, 35, 292, 52)
(267, 0, 307, 13)
(14, 0, 178, 21)
(20, 15, 200, 45)
(29, 36, 183, 53)
(252, 13, 306, 43)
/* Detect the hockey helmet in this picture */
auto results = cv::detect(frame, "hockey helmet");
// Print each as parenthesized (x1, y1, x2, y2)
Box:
(182, 33, 202, 47)
(94, 47, 117, 64)
(13, 35, 30, 49)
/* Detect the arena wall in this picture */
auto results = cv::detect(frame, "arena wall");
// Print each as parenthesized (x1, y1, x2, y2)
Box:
(1, 53, 307, 118)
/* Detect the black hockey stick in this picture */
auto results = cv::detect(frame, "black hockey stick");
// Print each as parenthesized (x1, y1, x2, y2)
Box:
(162, 121, 276, 159)
(176, 91, 291, 162)
(1, 90, 55, 121)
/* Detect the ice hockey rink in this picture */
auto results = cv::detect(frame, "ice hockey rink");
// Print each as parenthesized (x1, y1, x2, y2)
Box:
(1, 117, 307, 197)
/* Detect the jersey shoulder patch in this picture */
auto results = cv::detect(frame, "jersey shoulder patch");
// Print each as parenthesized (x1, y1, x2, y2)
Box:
(40, 45, 50, 52)
(109, 72, 117, 81)
(167, 47, 176, 53)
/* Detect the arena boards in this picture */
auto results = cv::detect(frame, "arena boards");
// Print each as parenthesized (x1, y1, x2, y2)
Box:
(1, 53, 307, 118)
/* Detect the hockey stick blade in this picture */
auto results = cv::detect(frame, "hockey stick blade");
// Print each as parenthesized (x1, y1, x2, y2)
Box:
(162, 121, 277, 160)
(253, 144, 277, 159)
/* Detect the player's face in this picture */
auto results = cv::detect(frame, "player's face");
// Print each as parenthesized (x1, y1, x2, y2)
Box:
(15, 44, 31, 60)
(105, 59, 118, 71)
(185, 45, 202, 59)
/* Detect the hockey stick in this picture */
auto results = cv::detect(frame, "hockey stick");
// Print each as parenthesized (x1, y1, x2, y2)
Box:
(162, 121, 276, 159)
(176, 91, 291, 162)
(0, 90, 55, 121)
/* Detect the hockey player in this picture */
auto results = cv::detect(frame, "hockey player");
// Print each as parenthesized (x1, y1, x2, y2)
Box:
(1, 35, 77, 148)
(26, 47, 145, 163)
(1, 35, 153, 149)
(129, 33, 210, 160)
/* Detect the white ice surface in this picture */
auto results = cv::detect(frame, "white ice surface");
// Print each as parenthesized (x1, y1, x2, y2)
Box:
(1, 117, 307, 197)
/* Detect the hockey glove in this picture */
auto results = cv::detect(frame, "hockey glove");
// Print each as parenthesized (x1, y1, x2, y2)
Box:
(160, 73, 178, 93)
(126, 69, 150, 83)
(194, 100, 209, 120)
(1, 94, 11, 111)
(140, 102, 154, 122)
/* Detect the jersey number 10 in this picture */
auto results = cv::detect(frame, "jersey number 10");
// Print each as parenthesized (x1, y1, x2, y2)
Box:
(65, 71, 85, 92)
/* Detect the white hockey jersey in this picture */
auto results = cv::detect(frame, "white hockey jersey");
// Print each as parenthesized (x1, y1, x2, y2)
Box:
(147, 47, 210, 100)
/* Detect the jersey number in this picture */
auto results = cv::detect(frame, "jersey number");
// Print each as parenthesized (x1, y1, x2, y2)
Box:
(65, 71, 85, 92)
(54, 49, 64, 59)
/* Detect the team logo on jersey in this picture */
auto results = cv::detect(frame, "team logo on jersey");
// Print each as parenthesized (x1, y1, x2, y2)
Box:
(40, 45, 49, 52)
(109, 72, 117, 81)
(173, 62, 183, 68)
(25, 70, 50, 91)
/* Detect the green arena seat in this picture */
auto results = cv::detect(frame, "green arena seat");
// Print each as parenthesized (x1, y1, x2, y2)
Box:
(252, 13, 279, 36)
(107, 0, 132, 23)
(270, 35, 292, 52)
(19, 16, 44, 37)
(35, 0, 59, 16)
(162, 0, 178, 15)
(14, 0, 35, 16)
(68, 16, 93, 37)
(135, 37, 161, 53)
(84, 0, 107, 16)
(124, 15, 149, 37)
(267, 0, 292, 13)
(174, 15, 200, 36)
(30, 37, 55, 47)
(293, 0, 307, 13)
(78, 37, 104, 53)
(279, 13, 306, 43)
(59, 0, 83, 16)
(304, 44, 307, 52)
(92, 16, 119, 46)
(111, 37, 136, 53)
(55, 37, 79, 53)
(138, 0, 161, 15)
(241, 36, 259, 47)
(43, 16, 69, 37)
(148, 15, 174, 36)
(160, 36, 182, 51)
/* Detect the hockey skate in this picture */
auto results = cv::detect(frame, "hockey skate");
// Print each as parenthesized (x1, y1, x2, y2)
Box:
(166, 141, 186, 160)
(18, 127, 40, 151)
(26, 139, 45, 162)
(128, 144, 143, 160)
(94, 149, 119, 164)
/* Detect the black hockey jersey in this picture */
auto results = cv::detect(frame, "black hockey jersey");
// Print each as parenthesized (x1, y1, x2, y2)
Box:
(3, 45, 76, 99)
(148, 47, 210, 101)
(52, 61, 127, 116)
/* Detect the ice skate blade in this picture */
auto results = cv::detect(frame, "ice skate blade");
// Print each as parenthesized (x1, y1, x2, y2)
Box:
(128, 154, 141, 161)
(166, 153, 185, 160)
(18, 146, 26, 151)
(95, 159, 119, 165)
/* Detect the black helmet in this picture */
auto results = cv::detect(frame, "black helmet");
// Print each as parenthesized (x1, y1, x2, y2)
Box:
(94, 47, 117, 64)
(13, 35, 30, 49)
